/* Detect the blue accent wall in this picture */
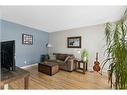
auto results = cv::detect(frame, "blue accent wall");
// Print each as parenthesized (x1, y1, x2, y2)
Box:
(1, 20, 48, 67)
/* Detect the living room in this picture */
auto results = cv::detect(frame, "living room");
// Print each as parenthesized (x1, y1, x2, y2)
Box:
(0, 4, 127, 94)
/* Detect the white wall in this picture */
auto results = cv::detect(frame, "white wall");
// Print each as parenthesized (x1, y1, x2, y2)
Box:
(49, 24, 108, 71)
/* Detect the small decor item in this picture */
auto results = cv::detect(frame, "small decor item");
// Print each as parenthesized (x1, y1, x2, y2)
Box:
(22, 34, 33, 45)
(67, 36, 81, 48)
(81, 49, 88, 62)
(93, 52, 100, 72)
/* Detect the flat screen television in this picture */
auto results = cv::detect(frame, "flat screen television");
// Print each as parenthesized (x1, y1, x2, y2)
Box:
(1, 40, 15, 71)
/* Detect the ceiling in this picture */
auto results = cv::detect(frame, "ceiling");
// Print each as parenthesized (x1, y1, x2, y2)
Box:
(1, 6, 126, 32)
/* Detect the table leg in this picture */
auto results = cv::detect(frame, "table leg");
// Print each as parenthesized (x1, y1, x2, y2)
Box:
(0, 82, 4, 89)
(83, 62, 86, 74)
(0, 85, 4, 89)
(24, 76, 29, 89)
(75, 62, 78, 71)
(78, 62, 80, 69)
(86, 61, 88, 71)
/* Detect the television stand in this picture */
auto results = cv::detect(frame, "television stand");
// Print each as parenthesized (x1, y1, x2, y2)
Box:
(0, 66, 30, 89)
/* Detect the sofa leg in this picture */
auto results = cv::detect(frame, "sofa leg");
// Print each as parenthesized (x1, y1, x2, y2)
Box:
(68, 71, 72, 72)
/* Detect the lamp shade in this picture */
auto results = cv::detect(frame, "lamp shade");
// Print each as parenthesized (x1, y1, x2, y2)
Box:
(46, 43, 52, 48)
(77, 50, 81, 54)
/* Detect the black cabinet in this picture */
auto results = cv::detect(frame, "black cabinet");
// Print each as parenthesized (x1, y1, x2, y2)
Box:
(40, 54, 49, 62)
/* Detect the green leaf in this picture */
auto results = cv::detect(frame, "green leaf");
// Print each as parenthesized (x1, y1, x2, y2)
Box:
(102, 8, 127, 89)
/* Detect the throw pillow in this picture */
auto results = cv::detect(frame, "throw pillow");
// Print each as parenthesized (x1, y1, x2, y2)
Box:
(64, 56, 70, 63)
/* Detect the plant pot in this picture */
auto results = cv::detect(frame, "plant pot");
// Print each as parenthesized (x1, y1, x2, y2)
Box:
(83, 57, 87, 62)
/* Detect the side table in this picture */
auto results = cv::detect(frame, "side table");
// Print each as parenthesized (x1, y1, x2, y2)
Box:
(75, 59, 88, 74)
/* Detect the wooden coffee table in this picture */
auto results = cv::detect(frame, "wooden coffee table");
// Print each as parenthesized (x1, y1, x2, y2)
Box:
(38, 62, 59, 76)
(0, 67, 30, 89)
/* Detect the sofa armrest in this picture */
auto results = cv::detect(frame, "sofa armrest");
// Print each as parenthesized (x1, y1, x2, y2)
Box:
(66, 58, 75, 71)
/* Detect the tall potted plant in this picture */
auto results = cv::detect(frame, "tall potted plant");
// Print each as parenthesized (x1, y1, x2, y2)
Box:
(102, 9, 127, 89)
(81, 49, 88, 62)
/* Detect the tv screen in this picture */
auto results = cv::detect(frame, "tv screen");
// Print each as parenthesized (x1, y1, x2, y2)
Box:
(1, 40, 15, 71)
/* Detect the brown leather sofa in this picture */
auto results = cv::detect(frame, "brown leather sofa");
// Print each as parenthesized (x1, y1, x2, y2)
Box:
(48, 53, 75, 72)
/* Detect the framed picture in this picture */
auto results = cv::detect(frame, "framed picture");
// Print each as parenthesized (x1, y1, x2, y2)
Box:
(67, 36, 81, 48)
(22, 34, 33, 45)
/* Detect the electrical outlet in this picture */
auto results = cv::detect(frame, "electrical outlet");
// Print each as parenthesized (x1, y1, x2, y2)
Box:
(24, 61, 27, 64)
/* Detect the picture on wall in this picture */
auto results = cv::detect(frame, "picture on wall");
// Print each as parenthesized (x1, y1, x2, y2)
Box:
(67, 36, 81, 48)
(22, 34, 33, 45)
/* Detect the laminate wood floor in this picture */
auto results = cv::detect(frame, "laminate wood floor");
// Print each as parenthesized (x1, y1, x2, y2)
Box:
(9, 65, 110, 89)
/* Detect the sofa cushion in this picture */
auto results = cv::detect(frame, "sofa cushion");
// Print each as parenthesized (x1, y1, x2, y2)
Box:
(56, 54, 67, 61)
(56, 60, 64, 63)
(49, 55, 56, 60)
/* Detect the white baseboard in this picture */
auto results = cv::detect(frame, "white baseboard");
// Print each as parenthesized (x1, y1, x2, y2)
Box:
(21, 63, 38, 69)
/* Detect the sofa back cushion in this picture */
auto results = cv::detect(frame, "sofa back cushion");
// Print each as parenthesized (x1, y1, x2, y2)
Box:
(56, 54, 66, 61)
(53, 53, 73, 61)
